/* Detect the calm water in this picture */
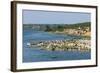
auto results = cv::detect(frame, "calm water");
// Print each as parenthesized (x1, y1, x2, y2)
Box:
(23, 29, 91, 62)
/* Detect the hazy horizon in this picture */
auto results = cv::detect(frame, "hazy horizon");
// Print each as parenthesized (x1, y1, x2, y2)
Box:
(23, 22, 90, 25)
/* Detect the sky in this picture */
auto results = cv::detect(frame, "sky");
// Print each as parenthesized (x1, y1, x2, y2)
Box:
(23, 10, 91, 24)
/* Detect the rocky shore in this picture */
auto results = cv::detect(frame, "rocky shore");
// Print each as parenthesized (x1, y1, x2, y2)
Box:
(51, 27, 91, 37)
(28, 39, 91, 52)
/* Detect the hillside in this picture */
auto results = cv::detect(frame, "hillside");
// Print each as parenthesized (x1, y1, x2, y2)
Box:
(23, 22, 91, 32)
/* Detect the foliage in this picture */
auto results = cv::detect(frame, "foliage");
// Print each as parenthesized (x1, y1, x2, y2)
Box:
(23, 22, 91, 31)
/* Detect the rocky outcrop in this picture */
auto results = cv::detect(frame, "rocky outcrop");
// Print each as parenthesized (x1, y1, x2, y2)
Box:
(29, 40, 91, 52)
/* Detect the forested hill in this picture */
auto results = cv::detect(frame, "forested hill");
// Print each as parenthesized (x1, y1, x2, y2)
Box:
(23, 22, 91, 31)
(66, 22, 90, 29)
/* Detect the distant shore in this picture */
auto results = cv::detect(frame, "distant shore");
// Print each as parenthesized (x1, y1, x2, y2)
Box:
(48, 27, 91, 38)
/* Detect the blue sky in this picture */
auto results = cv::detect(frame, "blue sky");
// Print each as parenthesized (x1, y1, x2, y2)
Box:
(23, 10, 91, 24)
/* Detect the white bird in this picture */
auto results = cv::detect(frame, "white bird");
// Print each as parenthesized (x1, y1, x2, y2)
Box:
(27, 43, 31, 46)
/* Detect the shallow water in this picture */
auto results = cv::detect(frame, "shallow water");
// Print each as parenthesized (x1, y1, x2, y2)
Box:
(23, 29, 91, 62)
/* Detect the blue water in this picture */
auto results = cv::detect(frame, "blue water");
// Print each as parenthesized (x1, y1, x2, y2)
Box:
(23, 29, 91, 62)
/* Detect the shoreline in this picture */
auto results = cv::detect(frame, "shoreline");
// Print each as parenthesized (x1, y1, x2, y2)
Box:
(48, 31, 91, 39)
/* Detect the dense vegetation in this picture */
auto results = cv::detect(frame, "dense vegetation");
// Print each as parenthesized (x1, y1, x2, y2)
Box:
(23, 22, 91, 31)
